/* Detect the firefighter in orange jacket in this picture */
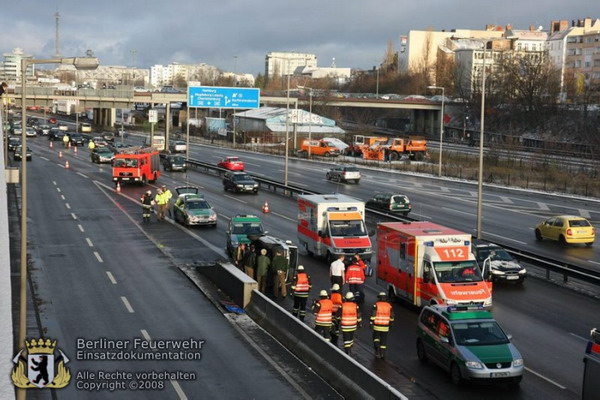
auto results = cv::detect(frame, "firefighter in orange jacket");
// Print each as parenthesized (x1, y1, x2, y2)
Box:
(330, 284, 343, 345)
(337, 292, 362, 355)
(312, 290, 333, 341)
(370, 292, 394, 359)
(291, 265, 311, 321)
(346, 259, 366, 304)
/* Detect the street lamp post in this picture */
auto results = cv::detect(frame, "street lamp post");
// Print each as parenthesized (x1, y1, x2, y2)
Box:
(284, 73, 290, 186)
(476, 43, 489, 239)
(426, 85, 445, 176)
(297, 86, 313, 158)
(18, 57, 98, 400)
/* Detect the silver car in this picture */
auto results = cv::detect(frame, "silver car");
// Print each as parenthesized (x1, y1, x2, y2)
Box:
(326, 165, 361, 184)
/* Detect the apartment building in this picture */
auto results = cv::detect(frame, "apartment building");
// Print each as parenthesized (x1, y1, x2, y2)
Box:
(265, 52, 317, 77)
(0, 48, 34, 82)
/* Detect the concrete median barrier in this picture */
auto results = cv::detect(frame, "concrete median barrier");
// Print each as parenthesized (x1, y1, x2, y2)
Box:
(200, 261, 256, 308)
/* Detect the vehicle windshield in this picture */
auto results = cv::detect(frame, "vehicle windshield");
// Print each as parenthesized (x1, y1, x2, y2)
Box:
(232, 222, 264, 235)
(433, 261, 483, 283)
(171, 157, 185, 163)
(343, 166, 359, 172)
(328, 219, 367, 237)
(569, 219, 591, 227)
(477, 248, 512, 262)
(232, 174, 252, 181)
(113, 158, 138, 168)
(187, 200, 209, 210)
(227, 158, 240, 162)
(451, 321, 509, 346)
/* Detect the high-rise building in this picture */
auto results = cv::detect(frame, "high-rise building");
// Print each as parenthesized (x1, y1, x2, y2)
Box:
(1, 48, 34, 82)
(265, 52, 317, 77)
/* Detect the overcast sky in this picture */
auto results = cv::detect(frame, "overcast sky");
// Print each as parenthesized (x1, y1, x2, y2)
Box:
(2, 1, 597, 76)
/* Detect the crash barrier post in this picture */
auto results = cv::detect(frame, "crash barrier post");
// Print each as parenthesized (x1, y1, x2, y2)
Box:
(201, 262, 256, 308)
(246, 289, 407, 400)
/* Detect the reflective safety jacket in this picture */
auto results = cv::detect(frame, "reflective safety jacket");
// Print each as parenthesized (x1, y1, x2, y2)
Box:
(340, 302, 361, 331)
(370, 301, 394, 332)
(331, 292, 343, 314)
(291, 273, 311, 297)
(155, 192, 169, 205)
(313, 299, 333, 327)
(346, 263, 365, 284)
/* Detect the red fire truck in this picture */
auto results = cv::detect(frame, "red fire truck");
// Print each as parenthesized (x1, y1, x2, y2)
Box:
(376, 221, 492, 308)
(112, 147, 160, 185)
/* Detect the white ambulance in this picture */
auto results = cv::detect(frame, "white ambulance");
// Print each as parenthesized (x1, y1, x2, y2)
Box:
(297, 194, 372, 263)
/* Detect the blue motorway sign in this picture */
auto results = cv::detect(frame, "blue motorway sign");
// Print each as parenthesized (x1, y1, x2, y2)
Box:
(188, 86, 260, 109)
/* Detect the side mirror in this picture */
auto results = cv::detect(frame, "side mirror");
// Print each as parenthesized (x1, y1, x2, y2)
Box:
(225, 230, 230, 235)
(318, 230, 323, 238)
(507, 334, 513, 341)
(440, 336, 450, 344)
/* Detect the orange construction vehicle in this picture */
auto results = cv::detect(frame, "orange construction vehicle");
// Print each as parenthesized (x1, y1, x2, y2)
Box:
(363, 136, 427, 161)
(112, 147, 161, 185)
(345, 135, 387, 156)
(298, 139, 340, 157)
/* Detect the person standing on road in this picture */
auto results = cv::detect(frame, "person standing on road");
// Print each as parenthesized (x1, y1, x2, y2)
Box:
(62, 133, 69, 148)
(370, 292, 394, 360)
(312, 290, 334, 341)
(234, 243, 246, 270)
(329, 254, 345, 288)
(272, 249, 288, 298)
(162, 185, 173, 217)
(154, 188, 168, 221)
(346, 259, 366, 304)
(330, 284, 343, 345)
(140, 190, 154, 222)
(88, 139, 96, 151)
(242, 244, 257, 279)
(337, 292, 362, 355)
(291, 265, 311, 321)
(256, 249, 271, 293)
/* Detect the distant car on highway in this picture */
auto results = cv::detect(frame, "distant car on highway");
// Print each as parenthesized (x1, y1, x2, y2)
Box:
(13, 145, 32, 161)
(223, 172, 259, 194)
(535, 215, 595, 246)
(169, 140, 187, 153)
(58, 123, 69, 131)
(69, 133, 85, 146)
(471, 240, 527, 284)
(101, 131, 115, 142)
(366, 193, 411, 215)
(80, 122, 92, 133)
(218, 156, 244, 171)
(326, 165, 361, 184)
(48, 128, 65, 141)
(8, 137, 21, 152)
(48, 117, 57, 124)
(91, 136, 108, 146)
(162, 155, 187, 172)
(25, 127, 37, 137)
(90, 146, 115, 163)
(172, 186, 217, 227)
(36, 124, 51, 135)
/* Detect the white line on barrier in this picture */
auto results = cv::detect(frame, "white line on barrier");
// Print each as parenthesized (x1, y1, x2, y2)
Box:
(121, 296, 134, 313)
(537, 202, 550, 211)
(579, 209, 591, 218)
(71, 213, 77, 220)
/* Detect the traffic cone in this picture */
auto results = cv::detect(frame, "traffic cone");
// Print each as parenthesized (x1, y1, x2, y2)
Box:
(262, 201, 270, 213)
(65, 160, 70, 169)
(68, 141, 71, 148)
(58, 151, 63, 158)
(116, 182, 121, 192)
(73, 146, 78, 153)
(49, 141, 53, 148)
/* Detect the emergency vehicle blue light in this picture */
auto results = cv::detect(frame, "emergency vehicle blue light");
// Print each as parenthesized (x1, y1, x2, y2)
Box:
(424, 241, 434, 247)
(464, 240, 470, 246)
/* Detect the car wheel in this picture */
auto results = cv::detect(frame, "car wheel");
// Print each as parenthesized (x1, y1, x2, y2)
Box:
(390, 152, 399, 161)
(535, 229, 542, 241)
(326, 173, 331, 181)
(586, 242, 594, 247)
(354, 179, 360, 184)
(299, 150, 308, 158)
(324, 152, 331, 157)
(211, 223, 217, 229)
(141, 175, 147, 186)
(559, 235, 567, 245)
(223, 185, 228, 191)
(450, 362, 462, 386)
(253, 189, 258, 194)
(416, 339, 428, 363)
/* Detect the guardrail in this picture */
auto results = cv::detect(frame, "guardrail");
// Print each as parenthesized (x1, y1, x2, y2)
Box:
(184, 157, 600, 287)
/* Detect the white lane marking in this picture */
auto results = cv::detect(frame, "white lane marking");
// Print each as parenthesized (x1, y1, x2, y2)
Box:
(71, 213, 77, 220)
(537, 202, 550, 211)
(470, 191, 477, 197)
(440, 186, 449, 192)
(271, 212, 295, 222)
(579, 209, 591, 218)
(442, 207, 472, 216)
(244, 161, 262, 167)
(484, 231, 528, 245)
(223, 194, 247, 204)
(413, 182, 423, 188)
(56, 188, 61, 193)
(219, 214, 231, 221)
(569, 332, 589, 341)
(140, 329, 152, 342)
(57, 163, 65, 168)
(65, 203, 71, 209)
(40, 156, 49, 161)
(106, 271, 117, 284)
(121, 296, 135, 313)
(86, 238, 94, 247)
(524, 367, 566, 389)
(52, 181, 57, 186)
(589, 260, 600, 266)
(61, 195, 66, 200)
(410, 213, 431, 220)
(289, 181, 308, 187)
(500, 196, 513, 204)
(77, 224, 85, 232)
(93, 251, 103, 263)
(138, 329, 188, 399)
(77, 172, 89, 179)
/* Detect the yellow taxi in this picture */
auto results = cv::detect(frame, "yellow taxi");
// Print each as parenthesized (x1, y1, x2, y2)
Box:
(535, 215, 595, 246)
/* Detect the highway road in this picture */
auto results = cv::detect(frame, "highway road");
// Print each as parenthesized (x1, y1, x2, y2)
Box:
(15, 133, 600, 399)
(12, 137, 338, 399)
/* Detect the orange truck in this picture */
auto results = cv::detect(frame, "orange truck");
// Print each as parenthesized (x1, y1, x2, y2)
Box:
(298, 139, 340, 157)
(363, 136, 428, 161)
(376, 221, 493, 308)
(345, 135, 388, 156)
(112, 147, 161, 185)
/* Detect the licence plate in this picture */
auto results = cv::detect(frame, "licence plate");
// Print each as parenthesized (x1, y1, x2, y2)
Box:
(577, 230, 588, 234)
(491, 372, 510, 377)
(122, 178, 130, 181)
(506, 276, 519, 280)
